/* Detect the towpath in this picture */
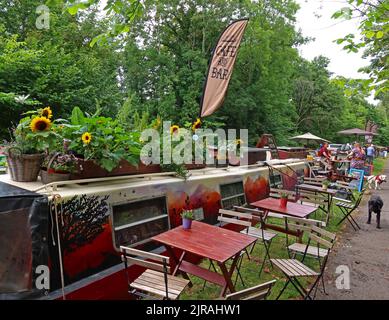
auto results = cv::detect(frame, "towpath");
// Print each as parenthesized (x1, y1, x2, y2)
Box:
(316, 159, 389, 299)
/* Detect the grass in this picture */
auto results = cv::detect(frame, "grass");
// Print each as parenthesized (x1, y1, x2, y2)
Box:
(373, 157, 386, 175)
(180, 202, 350, 300)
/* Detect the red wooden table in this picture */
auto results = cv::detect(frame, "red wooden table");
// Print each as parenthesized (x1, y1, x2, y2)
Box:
(250, 197, 318, 238)
(250, 197, 317, 218)
(152, 221, 256, 297)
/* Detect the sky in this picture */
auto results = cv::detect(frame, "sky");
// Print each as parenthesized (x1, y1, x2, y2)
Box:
(294, 0, 377, 104)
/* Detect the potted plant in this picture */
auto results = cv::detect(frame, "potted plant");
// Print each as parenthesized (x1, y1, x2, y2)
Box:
(40, 152, 77, 184)
(181, 209, 195, 230)
(280, 192, 288, 208)
(61, 107, 146, 179)
(5, 107, 58, 182)
(322, 180, 330, 190)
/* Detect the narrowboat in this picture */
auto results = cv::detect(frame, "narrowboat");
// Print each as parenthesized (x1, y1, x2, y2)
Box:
(0, 158, 309, 300)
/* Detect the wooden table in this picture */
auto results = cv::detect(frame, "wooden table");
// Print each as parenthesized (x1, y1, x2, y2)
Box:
(296, 183, 338, 225)
(152, 221, 256, 297)
(250, 197, 317, 219)
(250, 197, 318, 237)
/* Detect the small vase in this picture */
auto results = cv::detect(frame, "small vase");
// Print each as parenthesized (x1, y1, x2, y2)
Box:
(182, 218, 193, 230)
(280, 197, 288, 209)
(322, 185, 328, 190)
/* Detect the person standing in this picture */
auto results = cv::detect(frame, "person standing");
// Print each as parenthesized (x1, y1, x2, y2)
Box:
(348, 142, 365, 169)
(366, 144, 375, 165)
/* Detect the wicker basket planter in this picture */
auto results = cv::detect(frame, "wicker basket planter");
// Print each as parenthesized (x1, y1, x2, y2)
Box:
(5, 148, 44, 182)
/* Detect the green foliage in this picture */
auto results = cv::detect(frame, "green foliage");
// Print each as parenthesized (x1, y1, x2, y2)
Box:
(6, 107, 59, 154)
(61, 107, 141, 171)
(180, 209, 194, 220)
(332, 0, 389, 95)
(0, 0, 388, 151)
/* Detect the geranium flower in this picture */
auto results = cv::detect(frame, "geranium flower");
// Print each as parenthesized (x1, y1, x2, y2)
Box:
(82, 132, 92, 144)
(30, 116, 52, 132)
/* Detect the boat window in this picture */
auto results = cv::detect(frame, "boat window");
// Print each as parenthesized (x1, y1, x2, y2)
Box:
(220, 181, 246, 208)
(111, 196, 169, 249)
(269, 173, 282, 188)
(295, 169, 305, 184)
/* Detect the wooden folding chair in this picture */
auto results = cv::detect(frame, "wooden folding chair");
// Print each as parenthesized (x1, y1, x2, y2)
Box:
(272, 225, 335, 300)
(285, 219, 336, 294)
(121, 246, 190, 300)
(336, 189, 366, 230)
(296, 190, 329, 225)
(233, 206, 278, 278)
(225, 280, 276, 300)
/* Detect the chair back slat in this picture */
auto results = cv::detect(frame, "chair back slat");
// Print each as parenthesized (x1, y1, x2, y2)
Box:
(219, 208, 252, 220)
(120, 246, 170, 264)
(225, 280, 276, 300)
(286, 222, 312, 233)
(285, 216, 323, 227)
(311, 225, 336, 241)
(122, 256, 171, 273)
(233, 206, 266, 218)
(218, 216, 252, 227)
(309, 233, 333, 249)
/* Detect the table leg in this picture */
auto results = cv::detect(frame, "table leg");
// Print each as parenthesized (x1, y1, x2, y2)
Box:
(218, 253, 240, 297)
(326, 194, 333, 225)
(164, 246, 192, 286)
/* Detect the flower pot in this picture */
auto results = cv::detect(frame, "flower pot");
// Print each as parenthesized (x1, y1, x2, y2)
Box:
(322, 185, 328, 190)
(70, 159, 162, 180)
(5, 147, 44, 182)
(40, 169, 71, 184)
(184, 163, 206, 170)
(182, 218, 193, 230)
(280, 197, 288, 209)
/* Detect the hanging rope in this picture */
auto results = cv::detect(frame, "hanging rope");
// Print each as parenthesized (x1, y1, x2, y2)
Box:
(52, 194, 66, 300)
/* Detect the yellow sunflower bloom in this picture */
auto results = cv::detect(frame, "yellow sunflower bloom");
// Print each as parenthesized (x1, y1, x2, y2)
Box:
(82, 132, 92, 144)
(41, 107, 53, 119)
(30, 116, 52, 132)
(170, 125, 179, 134)
(153, 117, 162, 130)
(192, 118, 201, 131)
(235, 139, 244, 145)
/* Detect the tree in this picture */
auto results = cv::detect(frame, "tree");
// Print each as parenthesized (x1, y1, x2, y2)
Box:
(332, 0, 389, 95)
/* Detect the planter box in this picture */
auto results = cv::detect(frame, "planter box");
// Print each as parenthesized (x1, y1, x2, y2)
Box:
(70, 159, 162, 180)
(184, 163, 206, 170)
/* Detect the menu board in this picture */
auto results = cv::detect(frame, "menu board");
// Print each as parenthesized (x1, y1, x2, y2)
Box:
(349, 168, 365, 192)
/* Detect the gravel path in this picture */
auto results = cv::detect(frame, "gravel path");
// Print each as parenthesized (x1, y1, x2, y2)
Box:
(316, 160, 389, 300)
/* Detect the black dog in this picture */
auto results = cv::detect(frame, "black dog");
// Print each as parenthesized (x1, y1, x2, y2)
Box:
(367, 195, 384, 229)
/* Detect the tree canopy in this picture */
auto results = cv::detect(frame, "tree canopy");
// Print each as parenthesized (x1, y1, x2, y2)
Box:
(0, 0, 388, 146)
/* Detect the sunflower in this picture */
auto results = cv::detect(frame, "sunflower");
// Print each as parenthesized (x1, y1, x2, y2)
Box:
(235, 139, 244, 145)
(153, 117, 162, 130)
(170, 125, 180, 134)
(30, 116, 52, 132)
(192, 118, 201, 131)
(41, 107, 53, 119)
(82, 132, 92, 144)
